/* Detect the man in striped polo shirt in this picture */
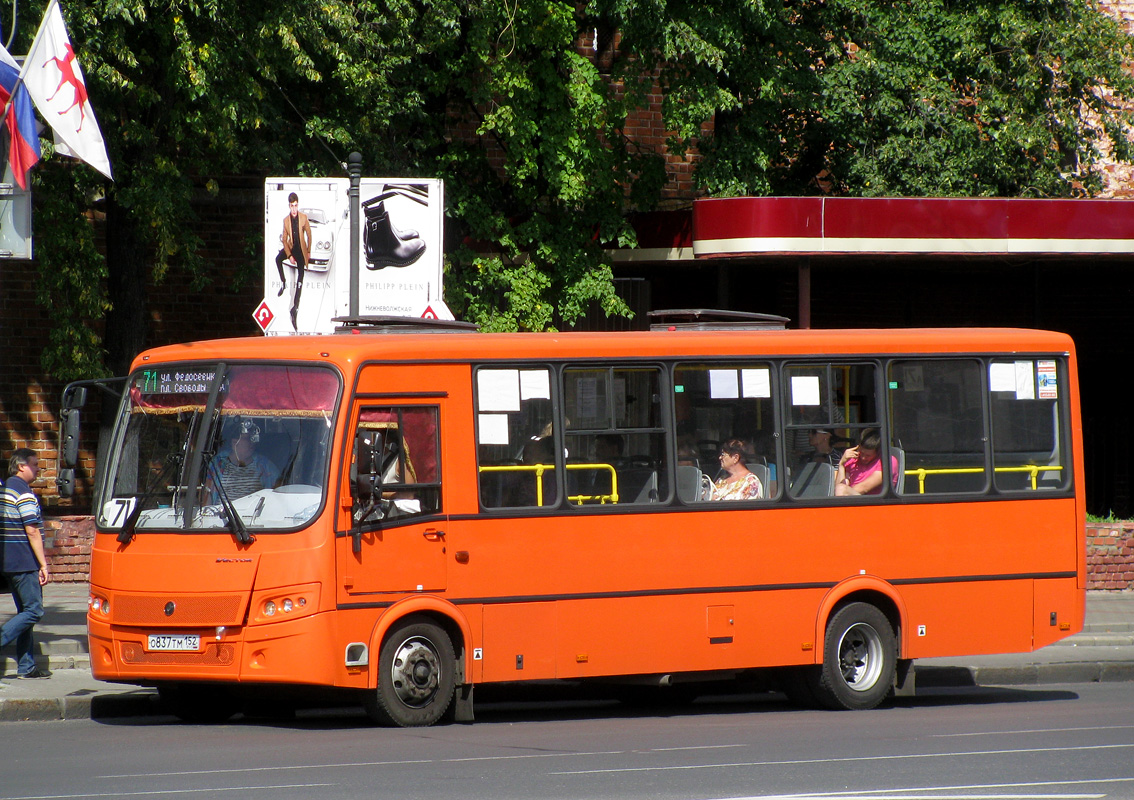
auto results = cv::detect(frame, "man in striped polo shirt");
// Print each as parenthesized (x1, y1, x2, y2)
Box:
(208, 420, 280, 502)
(1, 448, 51, 679)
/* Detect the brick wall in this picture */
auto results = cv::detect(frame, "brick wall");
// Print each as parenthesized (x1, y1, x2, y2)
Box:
(1087, 522, 1134, 591)
(43, 516, 94, 584)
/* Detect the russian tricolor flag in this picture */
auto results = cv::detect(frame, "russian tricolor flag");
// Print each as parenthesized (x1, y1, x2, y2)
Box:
(1, 44, 41, 190)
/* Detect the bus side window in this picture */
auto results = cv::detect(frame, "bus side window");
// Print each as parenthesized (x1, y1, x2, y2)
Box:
(673, 363, 776, 502)
(564, 366, 668, 505)
(887, 359, 987, 495)
(989, 359, 1067, 492)
(785, 362, 878, 499)
(475, 367, 559, 509)
(352, 406, 441, 524)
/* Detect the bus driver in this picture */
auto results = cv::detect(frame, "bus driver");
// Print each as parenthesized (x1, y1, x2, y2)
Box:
(208, 420, 280, 501)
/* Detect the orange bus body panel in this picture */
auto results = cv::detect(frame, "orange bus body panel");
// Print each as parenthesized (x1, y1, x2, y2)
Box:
(89, 327, 1085, 695)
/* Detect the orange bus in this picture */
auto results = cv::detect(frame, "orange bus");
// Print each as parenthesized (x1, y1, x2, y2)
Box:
(63, 317, 1084, 725)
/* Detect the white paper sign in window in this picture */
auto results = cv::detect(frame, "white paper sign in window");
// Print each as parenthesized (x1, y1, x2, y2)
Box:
(989, 363, 1015, 393)
(709, 369, 740, 399)
(742, 368, 771, 398)
(791, 375, 821, 406)
(477, 413, 511, 445)
(477, 369, 521, 412)
(1014, 361, 1035, 400)
(520, 369, 551, 400)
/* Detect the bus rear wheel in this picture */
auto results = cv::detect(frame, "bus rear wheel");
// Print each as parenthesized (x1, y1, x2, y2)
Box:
(813, 602, 896, 710)
(364, 616, 456, 727)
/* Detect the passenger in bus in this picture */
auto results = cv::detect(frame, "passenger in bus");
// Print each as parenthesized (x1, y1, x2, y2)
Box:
(834, 428, 897, 497)
(208, 420, 280, 501)
(710, 439, 764, 501)
(800, 428, 843, 469)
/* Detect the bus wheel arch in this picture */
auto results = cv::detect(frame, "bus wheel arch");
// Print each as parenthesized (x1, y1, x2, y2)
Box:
(816, 583, 905, 661)
(364, 601, 471, 727)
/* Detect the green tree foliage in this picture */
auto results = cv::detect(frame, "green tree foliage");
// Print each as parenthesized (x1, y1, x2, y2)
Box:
(690, 0, 1134, 197)
(21, 0, 1134, 378)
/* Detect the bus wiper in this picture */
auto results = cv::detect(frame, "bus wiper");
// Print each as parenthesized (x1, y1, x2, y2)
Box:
(118, 455, 182, 545)
(203, 452, 255, 546)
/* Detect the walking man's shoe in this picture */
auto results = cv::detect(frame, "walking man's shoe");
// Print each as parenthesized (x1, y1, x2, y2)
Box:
(17, 666, 51, 679)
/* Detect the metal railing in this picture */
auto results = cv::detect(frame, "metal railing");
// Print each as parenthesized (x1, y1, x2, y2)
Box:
(478, 463, 620, 506)
(905, 464, 1063, 494)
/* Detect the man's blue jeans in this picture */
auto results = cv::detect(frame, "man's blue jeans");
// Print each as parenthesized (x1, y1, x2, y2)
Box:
(1, 571, 44, 676)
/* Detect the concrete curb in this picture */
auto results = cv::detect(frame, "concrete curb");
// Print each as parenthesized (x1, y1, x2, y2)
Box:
(0, 688, 159, 722)
(915, 661, 1134, 688)
(0, 694, 92, 722)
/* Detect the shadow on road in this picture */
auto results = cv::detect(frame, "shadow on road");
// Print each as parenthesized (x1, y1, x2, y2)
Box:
(91, 680, 1080, 730)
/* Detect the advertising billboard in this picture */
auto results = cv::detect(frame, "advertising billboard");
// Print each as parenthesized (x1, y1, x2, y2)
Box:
(261, 177, 450, 335)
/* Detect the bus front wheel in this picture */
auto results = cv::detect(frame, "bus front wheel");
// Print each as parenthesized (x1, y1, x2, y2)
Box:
(365, 616, 456, 727)
(814, 602, 896, 710)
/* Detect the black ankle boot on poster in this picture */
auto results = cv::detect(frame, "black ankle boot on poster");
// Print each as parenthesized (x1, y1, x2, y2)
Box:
(363, 201, 426, 270)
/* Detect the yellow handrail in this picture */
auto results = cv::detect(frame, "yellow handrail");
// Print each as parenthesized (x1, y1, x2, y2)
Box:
(478, 463, 619, 506)
(906, 464, 1063, 494)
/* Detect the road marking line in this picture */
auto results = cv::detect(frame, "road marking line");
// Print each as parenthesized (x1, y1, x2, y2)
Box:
(727, 795, 1104, 799)
(3, 784, 335, 800)
(549, 743, 1134, 775)
(932, 724, 1134, 738)
(679, 776, 1134, 800)
(98, 744, 743, 779)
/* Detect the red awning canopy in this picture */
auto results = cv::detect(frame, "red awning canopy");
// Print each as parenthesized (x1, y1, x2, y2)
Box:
(692, 197, 1134, 257)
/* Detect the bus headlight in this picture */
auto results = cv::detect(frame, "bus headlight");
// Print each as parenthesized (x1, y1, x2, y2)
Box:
(250, 583, 320, 625)
(89, 593, 110, 617)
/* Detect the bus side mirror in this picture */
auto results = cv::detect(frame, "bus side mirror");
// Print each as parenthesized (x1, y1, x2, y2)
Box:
(59, 384, 88, 474)
(350, 429, 385, 554)
(352, 429, 382, 503)
(62, 384, 88, 413)
(59, 408, 82, 468)
(56, 468, 76, 497)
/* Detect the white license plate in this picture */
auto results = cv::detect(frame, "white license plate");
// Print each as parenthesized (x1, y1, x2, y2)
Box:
(147, 634, 201, 652)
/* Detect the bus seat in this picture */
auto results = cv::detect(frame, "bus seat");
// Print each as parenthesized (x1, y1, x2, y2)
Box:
(676, 465, 711, 502)
(891, 446, 906, 496)
(634, 471, 659, 503)
(748, 463, 769, 498)
(1036, 467, 1063, 490)
(791, 462, 835, 498)
(619, 467, 658, 504)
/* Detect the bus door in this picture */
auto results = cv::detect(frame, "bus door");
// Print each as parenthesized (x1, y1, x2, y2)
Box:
(340, 400, 446, 599)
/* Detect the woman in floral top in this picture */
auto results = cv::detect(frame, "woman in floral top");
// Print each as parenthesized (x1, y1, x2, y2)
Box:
(710, 438, 764, 501)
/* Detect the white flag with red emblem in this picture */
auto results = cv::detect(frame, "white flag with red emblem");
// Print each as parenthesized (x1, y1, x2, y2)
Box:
(20, 0, 112, 180)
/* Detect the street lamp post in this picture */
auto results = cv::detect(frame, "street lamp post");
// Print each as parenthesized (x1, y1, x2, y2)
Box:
(347, 152, 362, 319)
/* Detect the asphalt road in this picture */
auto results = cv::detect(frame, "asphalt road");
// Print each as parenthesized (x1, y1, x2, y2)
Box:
(3, 682, 1134, 800)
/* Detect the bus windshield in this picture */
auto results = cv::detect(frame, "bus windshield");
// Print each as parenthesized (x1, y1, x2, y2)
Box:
(98, 363, 340, 532)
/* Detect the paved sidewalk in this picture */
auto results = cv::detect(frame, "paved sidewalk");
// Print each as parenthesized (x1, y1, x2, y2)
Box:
(1, 583, 1132, 722)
